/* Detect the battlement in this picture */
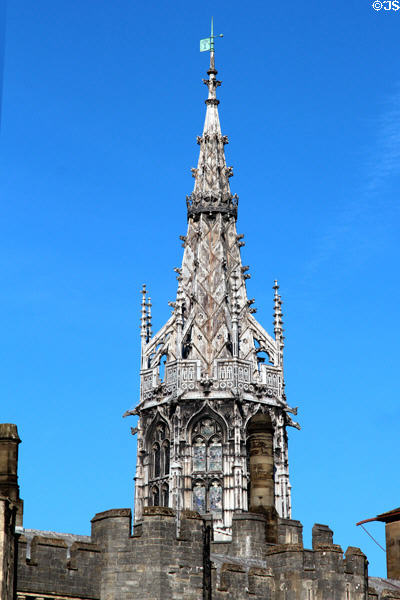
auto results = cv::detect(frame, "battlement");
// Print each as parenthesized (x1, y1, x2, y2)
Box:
(209, 513, 368, 600)
(16, 528, 101, 600)
(2, 503, 394, 599)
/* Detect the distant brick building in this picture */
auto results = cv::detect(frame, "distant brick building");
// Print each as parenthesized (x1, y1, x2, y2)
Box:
(1, 50, 399, 600)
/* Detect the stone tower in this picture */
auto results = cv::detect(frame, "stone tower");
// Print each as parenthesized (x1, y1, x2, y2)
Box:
(126, 49, 299, 538)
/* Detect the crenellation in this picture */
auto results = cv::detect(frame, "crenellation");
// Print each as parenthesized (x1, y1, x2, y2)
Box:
(278, 517, 303, 546)
(312, 522, 334, 548)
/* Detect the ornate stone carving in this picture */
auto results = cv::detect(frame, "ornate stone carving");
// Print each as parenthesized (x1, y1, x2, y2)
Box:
(131, 51, 295, 535)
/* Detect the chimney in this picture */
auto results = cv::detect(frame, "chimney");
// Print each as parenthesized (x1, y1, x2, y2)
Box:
(357, 507, 400, 580)
(0, 423, 23, 526)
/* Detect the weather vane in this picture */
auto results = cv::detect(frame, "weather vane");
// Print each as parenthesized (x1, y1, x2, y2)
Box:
(200, 17, 223, 53)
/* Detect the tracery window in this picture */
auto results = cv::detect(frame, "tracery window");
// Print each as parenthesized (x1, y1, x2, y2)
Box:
(153, 443, 161, 477)
(193, 438, 206, 471)
(209, 481, 223, 517)
(162, 483, 169, 508)
(193, 482, 206, 513)
(192, 480, 223, 517)
(148, 421, 170, 507)
(151, 485, 159, 507)
(162, 440, 170, 475)
(191, 418, 223, 518)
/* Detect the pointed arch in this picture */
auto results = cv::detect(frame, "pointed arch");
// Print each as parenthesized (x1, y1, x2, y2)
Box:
(162, 439, 170, 475)
(153, 442, 161, 477)
(161, 483, 169, 507)
(186, 403, 228, 443)
(193, 480, 206, 513)
(145, 412, 171, 510)
(145, 411, 171, 447)
(208, 480, 223, 516)
(151, 485, 160, 507)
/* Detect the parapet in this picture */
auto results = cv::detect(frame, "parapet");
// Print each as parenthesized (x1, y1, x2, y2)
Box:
(210, 517, 368, 599)
(16, 528, 101, 599)
(312, 522, 334, 548)
(8, 508, 370, 600)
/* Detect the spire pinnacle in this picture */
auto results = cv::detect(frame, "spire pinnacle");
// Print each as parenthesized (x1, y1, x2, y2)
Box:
(187, 21, 238, 220)
(273, 280, 284, 350)
(146, 296, 153, 340)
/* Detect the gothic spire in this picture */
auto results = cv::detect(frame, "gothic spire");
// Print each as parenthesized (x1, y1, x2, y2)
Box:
(133, 42, 293, 530)
(187, 38, 238, 219)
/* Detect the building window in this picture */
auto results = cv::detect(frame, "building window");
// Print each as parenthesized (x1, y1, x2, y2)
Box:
(208, 439, 222, 471)
(209, 481, 222, 516)
(193, 482, 206, 513)
(192, 480, 223, 516)
(148, 420, 170, 508)
(152, 486, 159, 507)
(162, 440, 170, 475)
(191, 417, 224, 518)
(192, 418, 222, 473)
(193, 438, 206, 471)
(162, 483, 169, 507)
(153, 443, 161, 477)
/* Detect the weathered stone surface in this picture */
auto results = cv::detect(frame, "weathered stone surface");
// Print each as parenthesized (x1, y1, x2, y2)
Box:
(0, 497, 18, 600)
(0, 423, 23, 526)
(131, 47, 294, 546)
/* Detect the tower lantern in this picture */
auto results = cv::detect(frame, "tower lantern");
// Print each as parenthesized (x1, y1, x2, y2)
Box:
(126, 30, 299, 537)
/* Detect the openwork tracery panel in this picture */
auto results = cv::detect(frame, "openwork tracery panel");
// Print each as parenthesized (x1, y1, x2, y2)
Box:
(191, 417, 223, 517)
(147, 420, 170, 507)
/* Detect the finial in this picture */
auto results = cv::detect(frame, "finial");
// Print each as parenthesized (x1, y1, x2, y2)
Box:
(140, 285, 147, 338)
(146, 296, 153, 340)
(200, 17, 223, 72)
(273, 280, 284, 345)
(188, 20, 237, 220)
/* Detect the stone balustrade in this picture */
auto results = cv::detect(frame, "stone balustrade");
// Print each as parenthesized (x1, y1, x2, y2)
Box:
(140, 359, 283, 401)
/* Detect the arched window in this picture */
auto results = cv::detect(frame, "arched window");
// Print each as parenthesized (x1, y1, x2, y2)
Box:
(152, 486, 159, 507)
(193, 438, 206, 471)
(153, 443, 161, 478)
(162, 483, 169, 507)
(209, 481, 222, 516)
(192, 418, 222, 473)
(193, 481, 206, 513)
(162, 440, 170, 475)
(147, 420, 171, 509)
(191, 417, 224, 518)
(149, 422, 170, 479)
(208, 437, 222, 471)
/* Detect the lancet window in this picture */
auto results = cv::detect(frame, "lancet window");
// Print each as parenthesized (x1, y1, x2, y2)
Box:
(191, 418, 223, 517)
(148, 421, 170, 507)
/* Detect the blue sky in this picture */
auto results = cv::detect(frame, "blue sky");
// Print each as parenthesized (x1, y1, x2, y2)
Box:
(1, 0, 399, 578)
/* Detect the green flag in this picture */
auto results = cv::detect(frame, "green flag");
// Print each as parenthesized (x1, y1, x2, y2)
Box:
(200, 37, 211, 52)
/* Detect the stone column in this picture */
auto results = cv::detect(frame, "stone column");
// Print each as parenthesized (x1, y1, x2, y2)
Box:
(247, 414, 274, 512)
(0, 497, 17, 600)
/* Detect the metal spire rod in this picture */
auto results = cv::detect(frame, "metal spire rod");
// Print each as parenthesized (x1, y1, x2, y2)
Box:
(199, 17, 223, 56)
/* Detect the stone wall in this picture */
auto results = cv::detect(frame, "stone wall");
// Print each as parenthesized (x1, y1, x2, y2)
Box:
(210, 515, 369, 600)
(3, 504, 398, 600)
(91, 507, 205, 600)
(90, 507, 370, 600)
(16, 529, 101, 599)
(0, 497, 18, 600)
